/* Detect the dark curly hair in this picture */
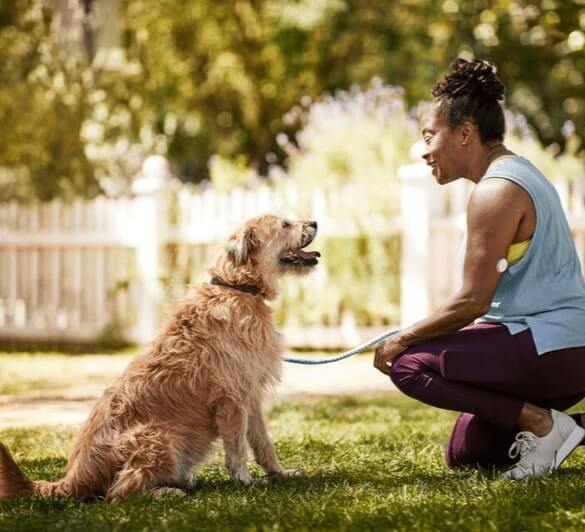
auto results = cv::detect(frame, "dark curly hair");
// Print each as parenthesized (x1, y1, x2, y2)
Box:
(432, 58, 506, 143)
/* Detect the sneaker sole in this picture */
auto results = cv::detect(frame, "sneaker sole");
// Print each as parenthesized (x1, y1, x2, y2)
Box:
(551, 424, 585, 471)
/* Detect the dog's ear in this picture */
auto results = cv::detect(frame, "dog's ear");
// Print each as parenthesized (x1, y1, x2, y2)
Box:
(226, 227, 259, 265)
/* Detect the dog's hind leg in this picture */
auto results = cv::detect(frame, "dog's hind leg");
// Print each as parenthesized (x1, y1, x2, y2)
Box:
(216, 399, 252, 485)
(105, 425, 182, 501)
(107, 465, 191, 501)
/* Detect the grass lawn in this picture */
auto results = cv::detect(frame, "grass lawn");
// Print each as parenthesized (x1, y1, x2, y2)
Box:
(3, 354, 585, 531)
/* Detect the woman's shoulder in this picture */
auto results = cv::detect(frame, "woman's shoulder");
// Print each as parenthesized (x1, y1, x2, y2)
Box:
(474, 172, 527, 198)
(483, 156, 553, 202)
(468, 177, 526, 220)
(469, 174, 533, 223)
(484, 155, 540, 180)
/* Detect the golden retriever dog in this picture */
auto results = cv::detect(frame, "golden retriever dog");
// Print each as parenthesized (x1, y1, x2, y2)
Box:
(0, 214, 320, 501)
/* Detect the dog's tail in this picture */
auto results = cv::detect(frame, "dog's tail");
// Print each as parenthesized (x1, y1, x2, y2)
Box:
(0, 442, 67, 499)
(0, 442, 33, 498)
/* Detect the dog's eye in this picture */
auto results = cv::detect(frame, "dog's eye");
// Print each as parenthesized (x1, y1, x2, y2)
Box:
(281, 220, 290, 229)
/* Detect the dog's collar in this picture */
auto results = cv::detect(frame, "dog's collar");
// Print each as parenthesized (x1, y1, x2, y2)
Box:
(209, 277, 261, 295)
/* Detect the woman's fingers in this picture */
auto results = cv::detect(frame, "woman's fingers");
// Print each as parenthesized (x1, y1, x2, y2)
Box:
(373, 342, 392, 375)
(374, 338, 409, 375)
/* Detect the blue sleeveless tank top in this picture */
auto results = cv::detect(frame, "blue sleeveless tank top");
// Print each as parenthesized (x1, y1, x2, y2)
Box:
(475, 156, 585, 354)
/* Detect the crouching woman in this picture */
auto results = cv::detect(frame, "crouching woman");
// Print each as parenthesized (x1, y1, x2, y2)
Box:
(374, 58, 585, 479)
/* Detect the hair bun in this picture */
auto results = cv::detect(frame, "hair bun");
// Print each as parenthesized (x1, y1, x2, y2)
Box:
(432, 58, 504, 101)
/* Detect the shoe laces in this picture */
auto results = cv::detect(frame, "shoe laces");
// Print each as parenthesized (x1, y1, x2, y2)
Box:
(508, 431, 539, 461)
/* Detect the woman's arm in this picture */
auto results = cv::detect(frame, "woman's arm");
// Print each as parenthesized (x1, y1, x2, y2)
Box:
(374, 177, 532, 374)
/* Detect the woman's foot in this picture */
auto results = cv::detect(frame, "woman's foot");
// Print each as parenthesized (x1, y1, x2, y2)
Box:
(503, 409, 585, 480)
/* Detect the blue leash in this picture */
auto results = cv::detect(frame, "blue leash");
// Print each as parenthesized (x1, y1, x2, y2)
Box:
(282, 327, 401, 365)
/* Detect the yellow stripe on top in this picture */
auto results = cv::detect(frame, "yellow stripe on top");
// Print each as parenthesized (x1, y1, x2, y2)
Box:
(507, 239, 531, 265)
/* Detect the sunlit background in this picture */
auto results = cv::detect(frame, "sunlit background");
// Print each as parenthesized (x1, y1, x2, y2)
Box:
(0, 0, 584, 351)
(2, 6, 585, 526)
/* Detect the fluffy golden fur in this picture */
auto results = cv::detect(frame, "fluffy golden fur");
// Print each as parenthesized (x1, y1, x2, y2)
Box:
(0, 214, 320, 501)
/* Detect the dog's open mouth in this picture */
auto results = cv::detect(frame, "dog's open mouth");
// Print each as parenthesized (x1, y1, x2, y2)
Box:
(279, 247, 321, 266)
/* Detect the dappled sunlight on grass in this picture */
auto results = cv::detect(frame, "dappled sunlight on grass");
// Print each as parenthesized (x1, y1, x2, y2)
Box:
(3, 395, 585, 530)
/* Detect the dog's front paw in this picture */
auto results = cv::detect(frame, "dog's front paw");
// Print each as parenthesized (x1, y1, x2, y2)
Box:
(265, 468, 302, 482)
(277, 468, 302, 478)
(150, 486, 187, 498)
(232, 470, 253, 486)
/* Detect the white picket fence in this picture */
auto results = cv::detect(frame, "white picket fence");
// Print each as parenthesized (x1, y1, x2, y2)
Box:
(1, 159, 584, 347)
(0, 197, 141, 343)
(0, 172, 400, 346)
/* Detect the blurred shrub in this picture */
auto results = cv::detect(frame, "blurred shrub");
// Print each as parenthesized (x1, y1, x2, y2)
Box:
(272, 235, 401, 327)
(0, 1, 149, 201)
(261, 81, 417, 325)
(208, 154, 259, 193)
(0, 1, 97, 201)
(277, 79, 418, 212)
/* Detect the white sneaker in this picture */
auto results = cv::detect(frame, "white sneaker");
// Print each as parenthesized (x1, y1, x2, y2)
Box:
(503, 409, 585, 480)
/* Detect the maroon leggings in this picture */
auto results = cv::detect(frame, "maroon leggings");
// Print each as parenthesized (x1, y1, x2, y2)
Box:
(389, 323, 585, 468)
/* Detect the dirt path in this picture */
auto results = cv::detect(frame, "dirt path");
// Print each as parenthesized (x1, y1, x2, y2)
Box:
(0, 356, 395, 429)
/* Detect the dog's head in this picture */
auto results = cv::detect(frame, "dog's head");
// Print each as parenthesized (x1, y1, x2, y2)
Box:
(227, 214, 320, 273)
(211, 215, 320, 299)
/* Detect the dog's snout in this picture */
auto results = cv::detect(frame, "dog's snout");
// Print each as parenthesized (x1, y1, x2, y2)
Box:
(308, 221, 317, 230)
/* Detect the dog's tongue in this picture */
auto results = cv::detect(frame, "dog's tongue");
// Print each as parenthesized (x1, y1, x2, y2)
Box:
(297, 249, 321, 259)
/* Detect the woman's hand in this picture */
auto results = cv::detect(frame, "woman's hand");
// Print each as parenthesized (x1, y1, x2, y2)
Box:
(373, 336, 410, 375)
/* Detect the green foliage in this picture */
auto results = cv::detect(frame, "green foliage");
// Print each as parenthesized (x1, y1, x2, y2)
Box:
(279, 80, 417, 191)
(208, 154, 256, 192)
(0, 1, 97, 201)
(3, 395, 585, 531)
(0, 1, 149, 201)
(2, 1, 583, 201)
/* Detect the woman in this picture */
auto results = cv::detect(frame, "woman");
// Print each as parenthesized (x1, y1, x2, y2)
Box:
(374, 58, 585, 479)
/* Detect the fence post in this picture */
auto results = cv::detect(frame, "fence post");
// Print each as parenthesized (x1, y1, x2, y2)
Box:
(399, 152, 433, 327)
(128, 156, 172, 344)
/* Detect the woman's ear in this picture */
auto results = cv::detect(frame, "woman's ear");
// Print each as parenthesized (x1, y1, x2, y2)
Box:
(461, 121, 475, 146)
(225, 227, 259, 265)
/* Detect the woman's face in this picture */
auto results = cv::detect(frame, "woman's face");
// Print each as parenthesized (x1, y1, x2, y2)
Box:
(420, 104, 468, 185)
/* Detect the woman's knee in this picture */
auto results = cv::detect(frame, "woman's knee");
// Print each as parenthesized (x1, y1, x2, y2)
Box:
(388, 354, 413, 389)
(445, 413, 476, 469)
(445, 413, 515, 470)
(389, 351, 427, 393)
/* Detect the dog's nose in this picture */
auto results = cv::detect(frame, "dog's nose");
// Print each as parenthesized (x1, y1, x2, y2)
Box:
(308, 221, 317, 229)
